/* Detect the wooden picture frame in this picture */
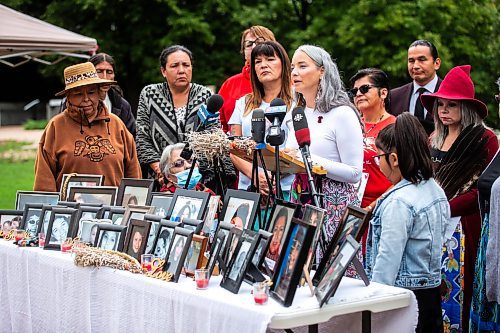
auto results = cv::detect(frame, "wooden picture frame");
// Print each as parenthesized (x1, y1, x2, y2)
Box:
(181, 218, 204, 235)
(20, 204, 43, 236)
(67, 186, 117, 206)
(221, 229, 259, 294)
(151, 220, 180, 259)
(206, 232, 226, 279)
(123, 219, 151, 261)
(121, 205, 155, 226)
(0, 209, 23, 233)
(116, 178, 154, 207)
(59, 173, 104, 200)
(184, 234, 208, 277)
(94, 224, 127, 252)
(163, 227, 194, 283)
(147, 192, 174, 218)
(315, 235, 360, 308)
(167, 189, 210, 222)
(313, 205, 369, 285)
(220, 189, 260, 230)
(15, 191, 59, 210)
(44, 207, 78, 250)
(271, 218, 316, 307)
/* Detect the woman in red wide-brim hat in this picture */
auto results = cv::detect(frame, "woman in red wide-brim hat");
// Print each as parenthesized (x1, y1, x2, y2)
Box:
(421, 65, 499, 332)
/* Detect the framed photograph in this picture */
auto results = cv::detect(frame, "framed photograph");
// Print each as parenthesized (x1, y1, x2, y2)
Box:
(207, 232, 226, 278)
(60, 173, 104, 200)
(167, 189, 210, 222)
(106, 207, 126, 225)
(213, 222, 235, 269)
(220, 190, 260, 230)
(15, 191, 59, 210)
(116, 178, 154, 207)
(37, 205, 56, 235)
(315, 235, 360, 308)
(302, 204, 326, 271)
(121, 205, 155, 226)
(184, 235, 208, 276)
(67, 186, 117, 206)
(71, 206, 102, 238)
(313, 205, 369, 285)
(151, 220, 180, 259)
(1, 210, 23, 233)
(78, 219, 110, 245)
(143, 214, 167, 254)
(20, 204, 44, 236)
(57, 201, 81, 209)
(251, 230, 273, 269)
(271, 218, 316, 307)
(123, 219, 151, 261)
(224, 226, 243, 266)
(147, 192, 174, 217)
(163, 227, 194, 283)
(181, 218, 204, 235)
(221, 229, 259, 294)
(202, 195, 220, 241)
(265, 200, 299, 270)
(44, 207, 78, 250)
(94, 224, 127, 251)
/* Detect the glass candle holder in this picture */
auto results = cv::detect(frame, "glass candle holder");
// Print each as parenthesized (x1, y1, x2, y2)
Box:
(141, 254, 154, 272)
(60, 238, 73, 253)
(194, 269, 209, 289)
(15, 229, 25, 242)
(253, 282, 269, 305)
(38, 233, 46, 248)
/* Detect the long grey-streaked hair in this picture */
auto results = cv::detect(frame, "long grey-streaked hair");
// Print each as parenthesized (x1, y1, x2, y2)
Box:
(293, 45, 355, 113)
(430, 100, 483, 149)
(159, 142, 186, 176)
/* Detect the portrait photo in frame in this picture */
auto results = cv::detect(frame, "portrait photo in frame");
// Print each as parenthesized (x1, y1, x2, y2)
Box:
(301, 204, 327, 273)
(123, 219, 151, 261)
(15, 191, 59, 211)
(163, 227, 194, 283)
(271, 218, 315, 307)
(167, 189, 210, 222)
(221, 229, 259, 294)
(121, 205, 155, 226)
(220, 189, 260, 231)
(116, 178, 154, 207)
(1, 209, 23, 233)
(213, 222, 235, 269)
(313, 205, 369, 286)
(143, 214, 167, 254)
(151, 220, 180, 259)
(315, 235, 360, 308)
(67, 186, 117, 206)
(202, 195, 220, 241)
(223, 226, 243, 267)
(105, 207, 126, 225)
(20, 204, 43, 236)
(59, 174, 104, 201)
(206, 232, 226, 279)
(44, 207, 78, 250)
(37, 204, 64, 236)
(265, 200, 298, 271)
(94, 224, 127, 251)
(78, 219, 111, 245)
(147, 192, 173, 218)
(184, 235, 208, 277)
(71, 206, 102, 238)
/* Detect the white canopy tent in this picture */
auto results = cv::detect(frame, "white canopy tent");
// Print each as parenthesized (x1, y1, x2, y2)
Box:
(0, 4, 97, 67)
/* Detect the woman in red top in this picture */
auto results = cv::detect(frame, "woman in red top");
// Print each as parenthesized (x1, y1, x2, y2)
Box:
(349, 68, 396, 212)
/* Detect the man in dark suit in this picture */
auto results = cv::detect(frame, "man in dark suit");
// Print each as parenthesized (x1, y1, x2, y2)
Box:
(390, 40, 442, 134)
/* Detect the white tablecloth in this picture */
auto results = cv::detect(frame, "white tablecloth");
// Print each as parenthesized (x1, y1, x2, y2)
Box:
(0, 240, 417, 333)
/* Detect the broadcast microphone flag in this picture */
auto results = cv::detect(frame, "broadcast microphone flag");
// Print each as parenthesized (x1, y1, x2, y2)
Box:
(251, 109, 266, 149)
(292, 106, 311, 147)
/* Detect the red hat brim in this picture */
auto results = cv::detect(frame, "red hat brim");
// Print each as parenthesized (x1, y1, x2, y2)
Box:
(421, 92, 488, 119)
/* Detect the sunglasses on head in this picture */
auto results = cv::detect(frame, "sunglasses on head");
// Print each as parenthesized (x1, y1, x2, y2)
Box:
(348, 84, 377, 98)
(170, 158, 193, 169)
(244, 37, 265, 49)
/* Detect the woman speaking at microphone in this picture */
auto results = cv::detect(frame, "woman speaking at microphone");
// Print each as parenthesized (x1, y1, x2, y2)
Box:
(228, 41, 293, 199)
(285, 45, 363, 266)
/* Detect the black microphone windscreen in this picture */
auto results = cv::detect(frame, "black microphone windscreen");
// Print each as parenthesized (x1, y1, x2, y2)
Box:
(206, 94, 224, 114)
(292, 107, 311, 147)
(251, 109, 266, 144)
(270, 98, 286, 107)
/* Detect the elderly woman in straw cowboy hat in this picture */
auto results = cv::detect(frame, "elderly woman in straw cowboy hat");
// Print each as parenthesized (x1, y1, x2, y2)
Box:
(34, 62, 141, 192)
(420, 65, 498, 331)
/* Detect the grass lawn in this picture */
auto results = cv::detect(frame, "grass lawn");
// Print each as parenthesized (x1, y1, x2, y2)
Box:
(0, 141, 36, 209)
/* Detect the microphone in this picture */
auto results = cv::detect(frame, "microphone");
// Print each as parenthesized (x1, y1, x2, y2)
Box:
(265, 98, 286, 146)
(251, 109, 266, 149)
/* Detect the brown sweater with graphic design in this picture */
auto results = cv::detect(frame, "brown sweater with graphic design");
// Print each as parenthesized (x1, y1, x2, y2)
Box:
(34, 105, 141, 192)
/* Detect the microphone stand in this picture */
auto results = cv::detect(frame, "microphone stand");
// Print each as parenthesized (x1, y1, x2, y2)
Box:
(300, 146, 320, 208)
(250, 143, 274, 230)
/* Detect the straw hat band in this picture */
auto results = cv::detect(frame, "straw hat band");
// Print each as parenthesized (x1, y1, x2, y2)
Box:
(55, 62, 116, 96)
(65, 71, 99, 85)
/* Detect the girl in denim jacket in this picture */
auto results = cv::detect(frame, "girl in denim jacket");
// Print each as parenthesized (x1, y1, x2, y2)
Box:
(366, 113, 450, 333)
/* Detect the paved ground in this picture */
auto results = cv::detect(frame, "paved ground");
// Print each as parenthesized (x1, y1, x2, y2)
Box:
(0, 125, 43, 146)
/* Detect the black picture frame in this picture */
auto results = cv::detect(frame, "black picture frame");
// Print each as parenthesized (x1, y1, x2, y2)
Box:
(96, 205, 112, 219)
(15, 191, 60, 211)
(313, 205, 369, 285)
(202, 194, 220, 242)
(251, 229, 273, 269)
(37, 205, 58, 235)
(301, 204, 327, 273)
(57, 201, 81, 209)
(221, 229, 259, 294)
(0, 209, 23, 233)
(167, 189, 210, 222)
(71, 206, 102, 238)
(116, 178, 154, 207)
(77, 219, 110, 245)
(184, 234, 208, 277)
(265, 200, 299, 271)
(206, 232, 226, 279)
(106, 207, 126, 225)
(220, 189, 260, 230)
(151, 220, 180, 259)
(60, 173, 104, 200)
(67, 186, 117, 206)
(223, 226, 243, 267)
(121, 205, 155, 226)
(271, 218, 316, 307)
(181, 218, 204, 235)
(94, 224, 127, 252)
(44, 207, 78, 250)
(315, 235, 360, 308)
(143, 214, 167, 254)
(123, 218, 151, 261)
(147, 192, 174, 218)
(163, 227, 194, 283)
(20, 204, 43, 236)
(213, 222, 235, 270)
